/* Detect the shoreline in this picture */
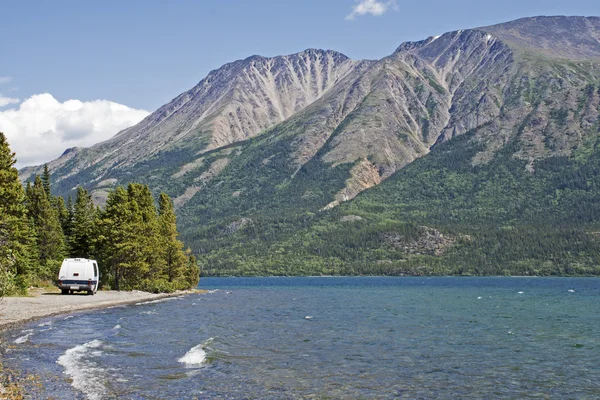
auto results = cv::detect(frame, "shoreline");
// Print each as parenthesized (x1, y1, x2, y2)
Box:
(0, 288, 204, 333)
(0, 288, 204, 398)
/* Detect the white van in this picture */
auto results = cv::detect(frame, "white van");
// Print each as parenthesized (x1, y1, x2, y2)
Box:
(57, 258, 99, 295)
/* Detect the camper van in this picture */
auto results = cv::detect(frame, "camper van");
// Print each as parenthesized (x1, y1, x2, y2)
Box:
(57, 258, 99, 295)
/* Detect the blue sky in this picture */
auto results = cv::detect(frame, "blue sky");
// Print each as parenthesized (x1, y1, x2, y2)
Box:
(3, 0, 599, 110)
(1, 0, 599, 166)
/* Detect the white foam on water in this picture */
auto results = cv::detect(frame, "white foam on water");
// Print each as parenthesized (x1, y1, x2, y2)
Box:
(64, 315, 74, 320)
(38, 321, 52, 327)
(517, 291, 524, 294)
(112, 324, 121, 330)
(56, 339, 110, 400)
(568, 289, 575, 293)
(207, 289, 220, 294)
(178, 338, 214, 367)
(14, 329, 34, 344)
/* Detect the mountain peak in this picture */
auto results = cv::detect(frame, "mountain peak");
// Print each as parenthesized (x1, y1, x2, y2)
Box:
(478, 15, 600, 59)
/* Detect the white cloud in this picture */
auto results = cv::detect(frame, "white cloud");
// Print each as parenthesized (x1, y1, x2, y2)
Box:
(346, 0, 397, 20)
(0, 93, 149, 168)
(0, 77, 12, 84)
(0, 95, 20, 107)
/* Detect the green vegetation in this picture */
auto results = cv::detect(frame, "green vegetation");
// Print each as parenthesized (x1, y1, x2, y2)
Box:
(0, 133, 34, 296)
(95, 184, 198, 292)
(0, 132, 199, 296)
(180, 124, 600, 277)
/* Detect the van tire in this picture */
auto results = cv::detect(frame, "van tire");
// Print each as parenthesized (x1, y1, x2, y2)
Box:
(87, 290, 93, 295)
(61, 289, 68, 295)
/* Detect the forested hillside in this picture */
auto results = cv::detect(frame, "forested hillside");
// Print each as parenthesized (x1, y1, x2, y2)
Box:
(198, 127, 600, 276)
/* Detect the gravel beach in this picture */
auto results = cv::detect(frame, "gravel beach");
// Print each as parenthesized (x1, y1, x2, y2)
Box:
(0, 288, 198, 332)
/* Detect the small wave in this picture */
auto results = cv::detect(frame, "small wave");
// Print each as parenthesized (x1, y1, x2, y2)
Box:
(14, 329, 34, 344)
(178, 338, 214, 367)
(207, 289, 220, 294)
(56, 339, 110, 400)
(38, 321, 52, 327)
(135, 297, 174, 306)
(113, 324, 122, 330)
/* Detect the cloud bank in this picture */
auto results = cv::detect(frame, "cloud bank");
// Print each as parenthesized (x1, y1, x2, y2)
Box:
(0, 93, 149, 168)
(346, 0, 397, 20)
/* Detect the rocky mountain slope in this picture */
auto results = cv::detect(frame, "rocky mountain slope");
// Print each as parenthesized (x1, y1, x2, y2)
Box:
(20, 49, 365, 199)
(20, 16, 600, 276)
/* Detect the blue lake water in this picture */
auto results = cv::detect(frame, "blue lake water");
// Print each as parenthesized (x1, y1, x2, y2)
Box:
(2, 277, 600, 399)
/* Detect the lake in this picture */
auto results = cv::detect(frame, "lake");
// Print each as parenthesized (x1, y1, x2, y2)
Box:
(2, 277, 599, 399)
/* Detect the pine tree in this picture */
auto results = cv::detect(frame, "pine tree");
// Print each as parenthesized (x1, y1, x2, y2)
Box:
(26, 176, 66, 280)
(158, 193, 189, 286)
(55, 196, 70, 239)
(126, 183, 160, 285)
(96, 185, 154, 290)
(0, 132, 35, 295)
(185, 253, 200, 289)
(41, 164, 51, 199)
(69, 187, 97, 258)
(64, 196, 74, 238)
(96, 187, 129, 290)
(95, 184, 198, 292)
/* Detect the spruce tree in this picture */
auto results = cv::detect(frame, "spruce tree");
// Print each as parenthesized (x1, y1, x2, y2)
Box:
(95, 184, 198, 292)
(55, 196, 70, 239)
(41, 164, 51, 199)
(0, 132, 35, 295)
(26, 176, 66, 279)
(125, 184, 158, 283)
(158, 193, 189, 286)
(69, 187, 97, 258)
(96, 186, 149, 290)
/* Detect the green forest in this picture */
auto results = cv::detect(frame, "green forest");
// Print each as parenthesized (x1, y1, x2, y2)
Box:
(0, 132, 199, 297)
(183, 127, 600, 277)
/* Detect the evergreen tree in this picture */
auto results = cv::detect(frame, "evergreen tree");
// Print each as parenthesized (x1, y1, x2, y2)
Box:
(96, 185, 152, 290)
(41, 164, 51, 199)
(158, 193, 189, 285)
(64, 196, 74, 238)
(126, 183, 161, 285)
(55, 196, 70, 239)
(69, 187, 97, 258)
(96, 184, 198, 292)
(0, 133, 35, 295)
(26, 176, 66, 279)
(96, 187, 129, 290)
(185, 253, 200, 289)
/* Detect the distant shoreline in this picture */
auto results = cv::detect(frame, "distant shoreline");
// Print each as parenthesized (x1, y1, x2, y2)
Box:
(0, 288, 204, 333)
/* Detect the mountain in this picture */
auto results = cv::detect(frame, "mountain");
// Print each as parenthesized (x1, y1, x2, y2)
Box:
(21, 16, 600, 276)
(20, 49, 366, 202)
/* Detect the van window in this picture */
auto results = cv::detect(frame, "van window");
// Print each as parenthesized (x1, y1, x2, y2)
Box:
(93, 263, 98, 277)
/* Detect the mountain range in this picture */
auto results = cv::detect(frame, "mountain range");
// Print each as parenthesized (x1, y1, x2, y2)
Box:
(21, 16, 600, 276)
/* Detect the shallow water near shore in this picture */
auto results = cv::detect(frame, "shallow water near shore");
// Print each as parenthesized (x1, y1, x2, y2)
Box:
(2, 277, 600, 398)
